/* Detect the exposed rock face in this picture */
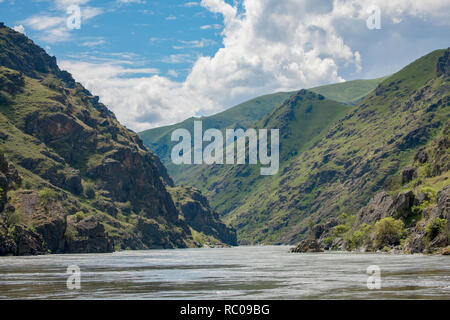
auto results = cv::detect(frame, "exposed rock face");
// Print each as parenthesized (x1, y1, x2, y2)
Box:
(437, 48, 450, 78)
(355, 192, 395, 225)
(65, 216, 113, 253)
(0, 151, 21, 211)
(313, 121, 449, 254)
(10, 225, 46, 256)
(404, 186, 450, 253)
(311, 219, 338, 241)
(169, 186, 237, 246)
(356, 191, 417, 225)
(437, 185, 450, 221)
(290, 239, 323, 253)
(0, 24, 235, 255)
(401, 166, 417, 184)
(0, 23, 71, 81)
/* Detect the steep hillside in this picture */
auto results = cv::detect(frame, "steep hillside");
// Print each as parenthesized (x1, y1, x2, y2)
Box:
(310, 77, 388, 106)
(139, 91, 296, 179)
(0, 23, 235, 255)
(231, 48, 449, 245)
(181, 90, 350, 222)
(298, 121, 449, 254)
(139, 78, 383, 182)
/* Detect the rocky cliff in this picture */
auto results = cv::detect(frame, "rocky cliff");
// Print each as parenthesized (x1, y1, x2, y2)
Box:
(300, 121, 449, 254)
(0, 23, 235, 255)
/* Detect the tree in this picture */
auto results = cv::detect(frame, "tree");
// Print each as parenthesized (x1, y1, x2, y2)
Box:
(373, 217, 405, 249)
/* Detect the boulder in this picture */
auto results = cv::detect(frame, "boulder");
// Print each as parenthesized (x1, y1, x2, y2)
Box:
(401, 166, 417, 184)
(290, 239, 324, 253)
(356, 192, 395, 225)
(356, 191, 417, 225)
(65, 216, 113, 253)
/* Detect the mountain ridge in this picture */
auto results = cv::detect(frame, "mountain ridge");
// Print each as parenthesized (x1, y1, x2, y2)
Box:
(142, 47, 449, 251)
(0, 23, 236, 255)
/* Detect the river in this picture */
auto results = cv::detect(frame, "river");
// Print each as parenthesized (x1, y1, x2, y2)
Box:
(0, 246, 449, 299)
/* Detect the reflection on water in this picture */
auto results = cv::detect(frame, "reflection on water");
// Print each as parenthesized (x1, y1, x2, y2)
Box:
(0, 246, 449, 299)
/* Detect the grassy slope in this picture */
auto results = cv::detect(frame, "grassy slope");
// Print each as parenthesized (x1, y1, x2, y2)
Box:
(226, 49, 449, 244)
(139, 91, 296, 178)
(139, 78, 384, 181)
(310, 77, 389, 106)
(0, 25, 236, 251)
(180, 91, 350, 221)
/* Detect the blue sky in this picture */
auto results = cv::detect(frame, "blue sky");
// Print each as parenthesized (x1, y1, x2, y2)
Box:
(0, 0, 229, 80)
(0, 0, 449, 131)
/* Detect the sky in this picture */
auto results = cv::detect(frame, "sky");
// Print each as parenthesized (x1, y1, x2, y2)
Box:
(0, 0, 449, 131)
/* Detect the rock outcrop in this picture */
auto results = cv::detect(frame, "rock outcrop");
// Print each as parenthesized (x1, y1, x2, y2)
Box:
(355, 191, 418, 225)
(169, 186, 237, 246)
(290, 239, 323, 253)
(0, 23, 236, 255)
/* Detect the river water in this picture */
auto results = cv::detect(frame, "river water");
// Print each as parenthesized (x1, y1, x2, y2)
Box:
(0, 246, 449, 299)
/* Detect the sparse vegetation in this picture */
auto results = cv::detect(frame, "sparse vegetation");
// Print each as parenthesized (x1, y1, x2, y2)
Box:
(39, 188, 58, 206)
(373, 218, 406, 249)
(425, 218, 448, 243)
(349, 223, 372, 250)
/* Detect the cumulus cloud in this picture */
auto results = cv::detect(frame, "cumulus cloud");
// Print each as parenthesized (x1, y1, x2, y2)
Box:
(60, 0, 450, 131)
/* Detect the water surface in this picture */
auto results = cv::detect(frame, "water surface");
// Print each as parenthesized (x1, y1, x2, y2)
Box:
(0, 246, 449, 299)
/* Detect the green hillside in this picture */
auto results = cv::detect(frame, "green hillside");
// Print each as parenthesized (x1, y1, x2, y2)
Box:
(174, 91, 350, 218)
(225, 48, 449, 244)
(139, 78, 384, 181)
(310, 77, 388, 106)
(139, 91, 296, 178)
(0, 23, 236, 256)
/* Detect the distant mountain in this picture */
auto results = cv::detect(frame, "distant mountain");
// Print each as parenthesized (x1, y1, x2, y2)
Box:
(141, 47, 449, 252)
(139, 76, 384, 182)
(172, 90, 350, 224)
(224, 48, 449, 247)
(310, 77, 388, 106)
(0, 23, 236, 256)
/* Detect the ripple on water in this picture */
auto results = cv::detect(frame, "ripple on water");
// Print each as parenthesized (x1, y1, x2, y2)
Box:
(0, 246, 449, 299)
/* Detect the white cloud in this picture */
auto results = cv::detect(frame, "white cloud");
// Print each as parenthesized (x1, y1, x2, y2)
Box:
(172, 39, 216, 50)
(200, 24, 222, 30)
(184, 2, 200, 7)
(60, 0, 450, 131)
(82, 39, 106, 47)
(161, 54, 195, 64)
(165, 15, 177, 20)
(117, 0, 145, 3)
(22, 2, 103, 43)
(167, 69, 179, 78)
(13, 25, 26, 35)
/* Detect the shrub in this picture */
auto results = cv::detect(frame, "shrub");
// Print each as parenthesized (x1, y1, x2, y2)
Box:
(333, 224, 350, 237)
(64, 224, 77, 242)
(39, 187, 58, 206)
(423, 163, 432, 178)
(0, 90, 12, 105)
(84, 183, 96, 199)
(4, 209, 24, 228)
(349, 223, 372, 249)
(425, 218, 448, 242)
(373, 217, 406, 249)
(73, 211, 88, 221)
